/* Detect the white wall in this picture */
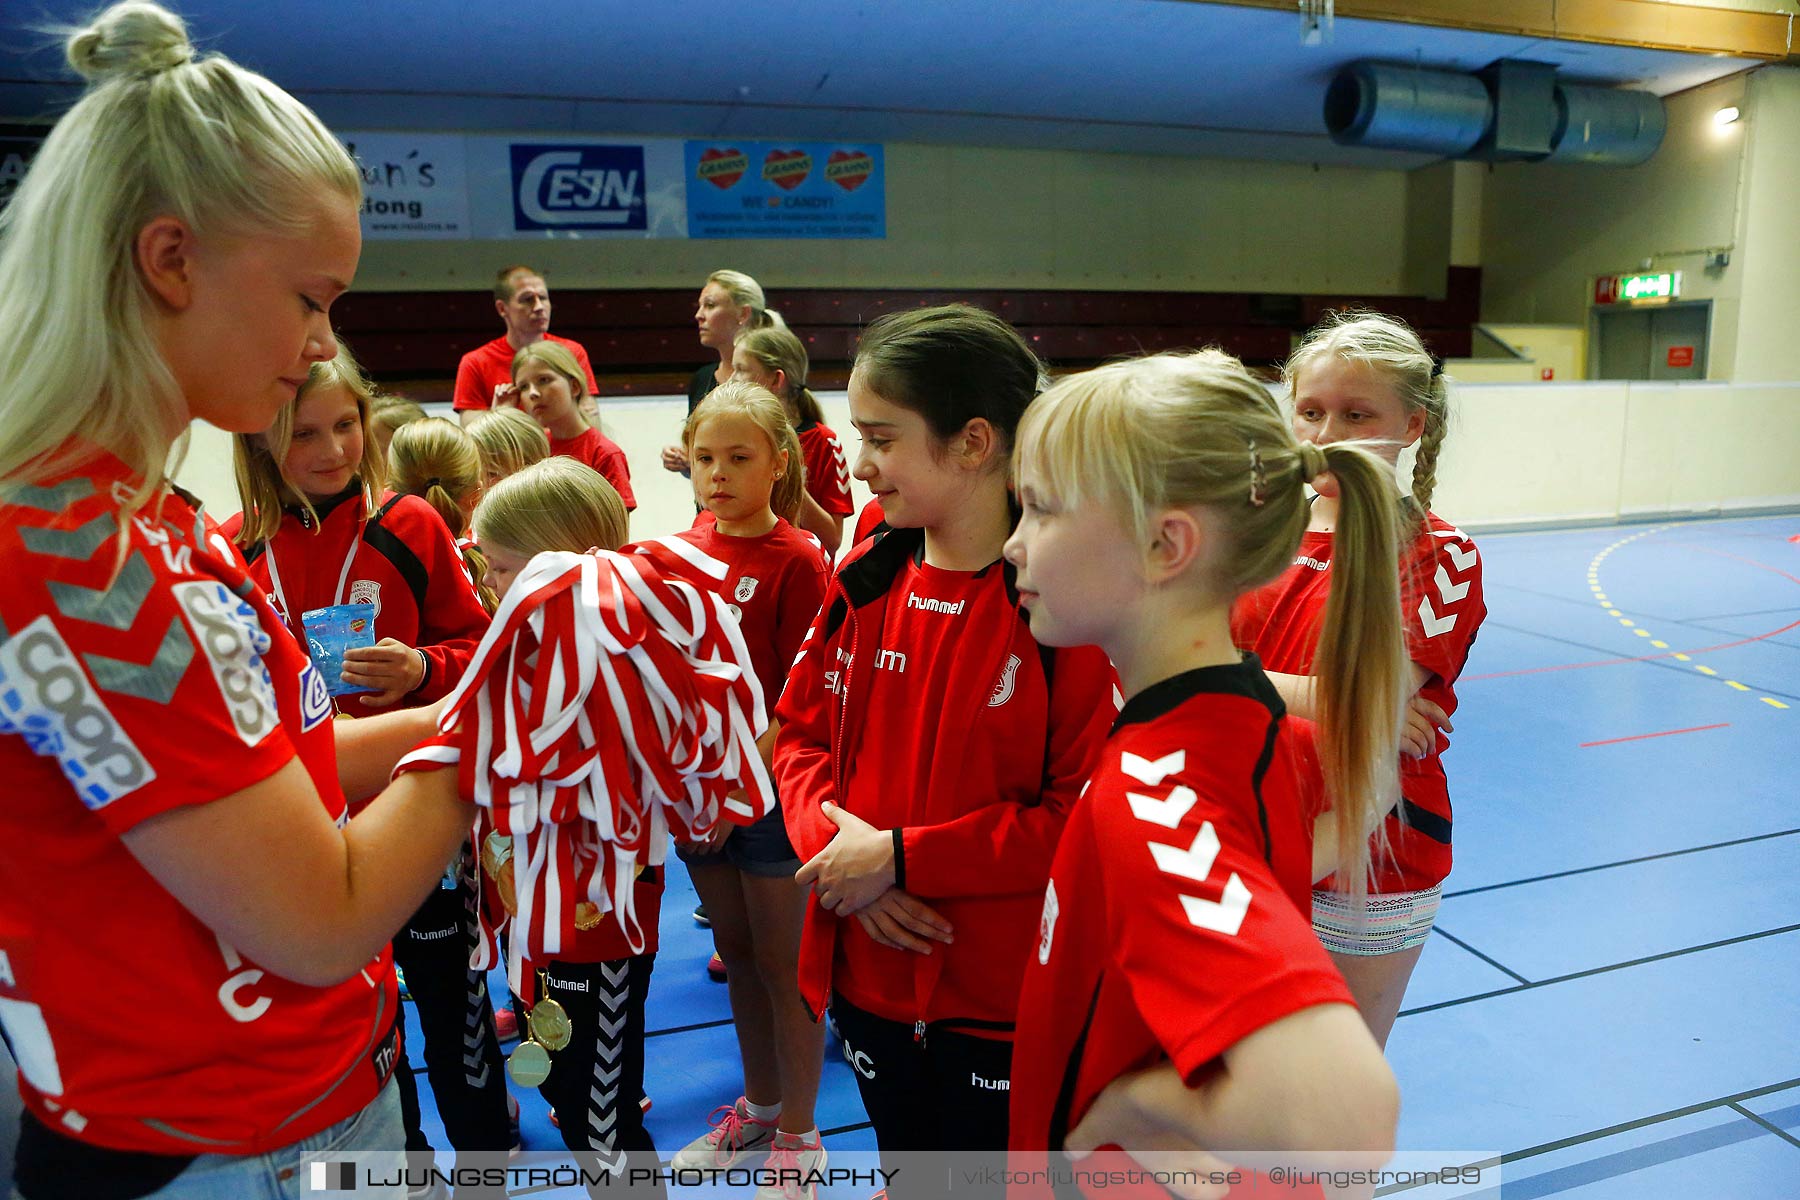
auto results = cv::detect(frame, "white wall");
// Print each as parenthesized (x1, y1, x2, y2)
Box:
(1432, 380, 1800, 530)
(177, 381, 1800, 543)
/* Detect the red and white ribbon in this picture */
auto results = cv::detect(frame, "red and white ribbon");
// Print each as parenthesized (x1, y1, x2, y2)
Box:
(395, 547, 772, 990)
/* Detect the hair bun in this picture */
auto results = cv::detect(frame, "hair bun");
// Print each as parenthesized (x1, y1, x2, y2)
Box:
(66, 1, 194, 83)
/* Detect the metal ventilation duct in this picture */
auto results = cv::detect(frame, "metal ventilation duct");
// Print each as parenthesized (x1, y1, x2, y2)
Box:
(1548, 84, 1667, 165)
(1323, 63, 1492, 156)
(1323, 61, 1666, 165)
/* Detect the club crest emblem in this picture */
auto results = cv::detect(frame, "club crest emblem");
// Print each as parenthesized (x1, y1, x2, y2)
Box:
(348, 579, 382, 617)
(989, 653, 1022, 707)
(734, 576, 760, 604)
(1038, 879, 1060, 964)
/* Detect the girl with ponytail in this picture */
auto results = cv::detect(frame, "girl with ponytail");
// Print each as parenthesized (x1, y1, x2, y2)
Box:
(732, 326, 856, 557)
(1003, 350, 1401, 1189)
(388, 416, 498, 613)
(1233, 310, 1487, 1048)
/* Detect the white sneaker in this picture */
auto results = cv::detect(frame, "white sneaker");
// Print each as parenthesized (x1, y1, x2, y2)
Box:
(754, 1130, 828, 1200)
(669, 1097, 780, 1171)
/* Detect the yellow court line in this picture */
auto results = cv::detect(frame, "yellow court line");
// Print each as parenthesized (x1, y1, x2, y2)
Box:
(1674, 653, 1692, 661)
(1696, 665, 1719, 676)
(1651, 641, 1669, 649)
(1764, 698, 1791, 709)
(1726, 680, 1751, 691)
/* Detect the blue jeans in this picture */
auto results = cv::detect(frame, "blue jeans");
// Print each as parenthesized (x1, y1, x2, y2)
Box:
(10, 1080, 407, 1200)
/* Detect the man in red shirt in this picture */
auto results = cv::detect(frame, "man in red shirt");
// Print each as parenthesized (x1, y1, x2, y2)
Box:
(453, 266, 599, 425)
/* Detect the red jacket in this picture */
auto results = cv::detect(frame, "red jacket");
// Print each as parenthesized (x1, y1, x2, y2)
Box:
(220, 486, 490, 708)
(773, 526, 1116, 1035)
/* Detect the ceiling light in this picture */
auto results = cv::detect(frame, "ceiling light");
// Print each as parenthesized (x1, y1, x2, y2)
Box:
(1715, 106, 1741, 126)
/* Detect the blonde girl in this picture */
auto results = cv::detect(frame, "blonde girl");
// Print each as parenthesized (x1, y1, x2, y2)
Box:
(662, 268, 782, 475)
(468, 458, 660, 1166)
(0, 4, 473, 1195)
(227, 347, 509, 1168)
(732, 326, 855, 557)
(1232, 310, 1487, 1047)
(369, 394, 426, 462)
(1002, 350, 1402, 1190)
(467, 405, 551, 489)
(512, 340, 636, 516)
(388, 416, 498, 613)
(650, 382, 831, 1194)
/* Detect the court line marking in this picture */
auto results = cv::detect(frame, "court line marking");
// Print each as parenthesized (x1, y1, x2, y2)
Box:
(1442, 828, 1800, 899)
(1397, 923, 1800, 1019)
(646, 1015, 734, 1039)
(1579, 723, 1730, 748)
(1729, 1102, 1800, 1152)
(1431, 927, 1531, 985)
(1377, 1076, 1800, 1196)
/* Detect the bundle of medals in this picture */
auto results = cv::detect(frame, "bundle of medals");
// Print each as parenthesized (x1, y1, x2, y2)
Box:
(396, 547, 775, 1012)
(506, 968, 572, 1087)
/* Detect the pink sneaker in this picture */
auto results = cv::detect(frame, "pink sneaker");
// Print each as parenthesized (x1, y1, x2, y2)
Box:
(669, 1097, 779, 1170)
(755, 1130, 828, 1200)
(493, 1005, 519, 1042)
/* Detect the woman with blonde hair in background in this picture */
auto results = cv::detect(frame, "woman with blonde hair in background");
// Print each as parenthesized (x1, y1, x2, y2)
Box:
(662, 268, 783, 476)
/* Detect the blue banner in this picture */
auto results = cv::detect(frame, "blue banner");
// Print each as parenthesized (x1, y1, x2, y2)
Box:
(684, 141, 884, 239)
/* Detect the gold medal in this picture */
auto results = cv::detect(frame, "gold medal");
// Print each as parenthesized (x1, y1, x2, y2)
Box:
(574, 901, 601, 930)
(530, 996, 573, 1051)
(506, 1037, 551, 1087)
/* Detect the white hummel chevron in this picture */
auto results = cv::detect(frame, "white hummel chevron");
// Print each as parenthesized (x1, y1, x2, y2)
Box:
(1149, 821, 1222, 883)
(1434, 565, 1470, 604)
(1178, 874, 1252, 935)
(596, 1062, 622, 1086)
(463, 1050, 484, 1070)
(1127, 784, 1199, 830)
(593, 1085, 619, 1109)
(597, 1039, 623, 1064)
(467, 1063, 490, 1089)
(1445, 541, 1477, 572)
(1120, 749, 1185, 787)
(1418, 596, 1457, 638)
(601, 962, 629, 985)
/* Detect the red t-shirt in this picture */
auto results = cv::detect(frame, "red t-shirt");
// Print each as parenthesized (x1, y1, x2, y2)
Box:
(452, 333, 598, 413)
(635, 520, 828, 714)
(0, 457, 398, 1155)
(549, 426, 637, 512)
(796, 421, 854, 518)
(1231, 514, 1485, 891)
(1008, 661, 1352, 1198)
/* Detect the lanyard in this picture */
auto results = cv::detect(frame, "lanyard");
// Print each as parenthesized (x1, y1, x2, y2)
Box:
(266, 522, 364, 641)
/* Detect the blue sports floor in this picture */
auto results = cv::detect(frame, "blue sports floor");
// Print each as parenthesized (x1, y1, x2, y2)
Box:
(407, 512, 1800, 1197)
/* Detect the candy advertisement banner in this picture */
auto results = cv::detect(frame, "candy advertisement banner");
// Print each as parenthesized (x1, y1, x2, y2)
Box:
(685, 140, 885, 240)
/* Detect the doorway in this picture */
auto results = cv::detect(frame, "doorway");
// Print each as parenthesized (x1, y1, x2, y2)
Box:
(1591, 301, 1710, 380)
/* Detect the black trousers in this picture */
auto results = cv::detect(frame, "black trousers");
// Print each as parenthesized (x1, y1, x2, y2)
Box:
(831, 996, 1014, 1195)
(539, 954, 663, 1198)
(392, 876, 511, 1155)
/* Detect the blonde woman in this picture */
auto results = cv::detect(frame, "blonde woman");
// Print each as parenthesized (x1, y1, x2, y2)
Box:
(662, 268, 782, 475)
(0, 4, 471, 1196)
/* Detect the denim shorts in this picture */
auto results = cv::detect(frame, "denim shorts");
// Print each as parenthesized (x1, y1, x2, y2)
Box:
(676, 804, 801, 879)
(10, 1080, 409, 1200)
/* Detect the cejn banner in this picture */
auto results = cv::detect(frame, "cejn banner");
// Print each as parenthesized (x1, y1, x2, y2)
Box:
(685, 140, 885, 239)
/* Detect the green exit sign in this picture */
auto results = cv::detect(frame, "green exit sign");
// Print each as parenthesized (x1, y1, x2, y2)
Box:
(1619, 271, 1680, 301)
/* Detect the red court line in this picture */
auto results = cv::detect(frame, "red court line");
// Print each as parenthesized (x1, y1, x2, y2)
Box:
(1467, 537, 1800, 681)
(1581, 723, 1730, 748)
